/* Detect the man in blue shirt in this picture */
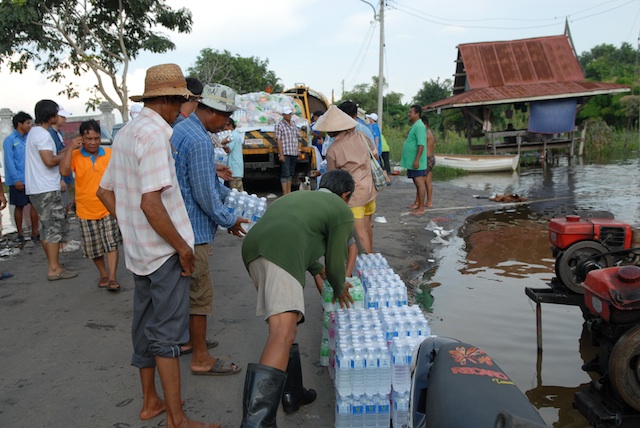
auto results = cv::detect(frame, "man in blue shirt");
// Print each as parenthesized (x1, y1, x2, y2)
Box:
(171, 83, 248, 376)
(2, 111, 40, 243)
(366, 112, 382, 160)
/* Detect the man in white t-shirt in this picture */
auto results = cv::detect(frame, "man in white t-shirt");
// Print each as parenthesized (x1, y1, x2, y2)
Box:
(25, 99, 78, 281)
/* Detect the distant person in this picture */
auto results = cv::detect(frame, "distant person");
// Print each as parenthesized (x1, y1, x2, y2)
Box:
(225, 117, 245, 191)
(172, 76, 204, 127)
(3, 111, 40, 243)
(0, 172, 11, 280)
(320, 105, 378, 253)
(59, 119, 122, 290)
(97, 63, 219, 428)
(25, 99, 78, 281)
(366, 112, 382, 159)
(171, 83, 247, 376)
(338, 100, 376, 151)
(48, 106, 74, 212)
(240, 169, 355, 427)
(400, 105, 427, 215)
(310, 110, 325, 156)
(380, 133, 392, 178)
(421, 117, 436, 208)
(275, 106, 299, 195)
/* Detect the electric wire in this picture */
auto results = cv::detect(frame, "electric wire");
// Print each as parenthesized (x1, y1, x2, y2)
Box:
(343, 20, 378, 88)
(387, 0, 637, 30)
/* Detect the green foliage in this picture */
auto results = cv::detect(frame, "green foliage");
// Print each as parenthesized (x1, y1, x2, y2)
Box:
(0, 0, 192, 118)
(578, 43, 639, 129)
(340, 76, 406, 128)
(187, 49, 283, 94)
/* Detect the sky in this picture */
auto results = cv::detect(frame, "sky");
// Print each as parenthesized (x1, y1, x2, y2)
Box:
(1, 0, 639, 123)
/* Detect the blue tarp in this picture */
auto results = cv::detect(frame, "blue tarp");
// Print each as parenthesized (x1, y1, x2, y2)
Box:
(528, 99, 577, 134)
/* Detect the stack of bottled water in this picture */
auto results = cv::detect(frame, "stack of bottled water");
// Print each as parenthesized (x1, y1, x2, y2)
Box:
(224, 189, 267, 231)
(213, 147, 228, 166)
(328, 253, 431, 428)
(322, 277, 365, 312)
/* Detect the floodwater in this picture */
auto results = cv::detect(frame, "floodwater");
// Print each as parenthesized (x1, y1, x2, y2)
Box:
(423, 155, 640, 427)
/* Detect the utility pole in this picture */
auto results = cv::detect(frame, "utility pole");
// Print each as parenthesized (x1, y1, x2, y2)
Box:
(377, 0, 384, 132)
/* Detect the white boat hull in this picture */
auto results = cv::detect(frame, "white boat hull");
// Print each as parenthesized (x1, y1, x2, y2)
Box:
(435, 154, 519, 172)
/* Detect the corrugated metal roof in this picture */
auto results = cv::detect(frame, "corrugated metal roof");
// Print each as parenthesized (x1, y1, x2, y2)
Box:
(427, 34, 630, 111)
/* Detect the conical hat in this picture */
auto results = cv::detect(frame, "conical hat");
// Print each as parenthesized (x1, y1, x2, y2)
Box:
(313, 105, 357, 132)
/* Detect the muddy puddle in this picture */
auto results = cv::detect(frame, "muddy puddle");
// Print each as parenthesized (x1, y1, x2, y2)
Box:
(420, 156, 640, 427)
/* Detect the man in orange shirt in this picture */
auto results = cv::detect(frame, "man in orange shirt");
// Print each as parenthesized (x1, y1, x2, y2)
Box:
(60, 119, 122, 290)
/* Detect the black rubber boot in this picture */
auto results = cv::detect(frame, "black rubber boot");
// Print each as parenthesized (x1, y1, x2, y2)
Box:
(281, 343, 317, 414)
(240, 363, 287, 428)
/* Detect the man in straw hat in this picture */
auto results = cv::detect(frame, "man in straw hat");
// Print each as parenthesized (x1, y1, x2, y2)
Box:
(316, 105, 378, 253)
(171, 83, 248, 376)
(97, 63, 220, 428)
(240, 169, 355, 427)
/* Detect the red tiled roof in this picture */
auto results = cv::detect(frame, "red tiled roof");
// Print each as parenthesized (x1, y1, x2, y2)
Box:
(425, 35, 630, 111)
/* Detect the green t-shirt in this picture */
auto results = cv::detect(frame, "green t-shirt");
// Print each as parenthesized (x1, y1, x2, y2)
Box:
(400, 120, 427, 170)
(242, 189, 354, 297)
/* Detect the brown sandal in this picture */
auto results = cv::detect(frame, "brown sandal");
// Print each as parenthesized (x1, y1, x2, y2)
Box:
(107, 279, 120, 291)
(98, 277, 109, 288)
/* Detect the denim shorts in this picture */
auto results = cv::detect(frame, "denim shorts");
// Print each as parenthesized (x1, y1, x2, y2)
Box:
(280, 155, 298, 181)
(407, 169, 427, 178)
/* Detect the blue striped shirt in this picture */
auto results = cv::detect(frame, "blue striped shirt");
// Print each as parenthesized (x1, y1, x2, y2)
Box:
(171, 113, 235, 245)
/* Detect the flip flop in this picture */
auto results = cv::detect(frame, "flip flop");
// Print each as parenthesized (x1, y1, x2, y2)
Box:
(191, 358, 242, 376)
(107, 280, 120, 291)
(181, 340, 219, 355)
(98, 277, 109, 288)
(0, 272, 14, 280)
(47, 268, 78, 281)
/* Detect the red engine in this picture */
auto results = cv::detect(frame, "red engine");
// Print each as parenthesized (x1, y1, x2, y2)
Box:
(548, 215, 636, 293)
(581, 266, 640, 414)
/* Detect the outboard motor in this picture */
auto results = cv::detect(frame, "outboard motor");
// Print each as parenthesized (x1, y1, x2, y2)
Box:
(409, 336, 546, 428)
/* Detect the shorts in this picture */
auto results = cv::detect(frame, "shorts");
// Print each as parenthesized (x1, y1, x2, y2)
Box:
(247, 257, 305, 323)
(79, 214, 122, 259)
(131, 254, 190, 368)
(351, 199, 376, 219)
(280, 155, 298, 181)
(9, 186, 30, 207)
(426, 156, 436, 174)
(29, 190, 68, 243)
(407, 169, 426, 178)
(189, 244, 213, 315)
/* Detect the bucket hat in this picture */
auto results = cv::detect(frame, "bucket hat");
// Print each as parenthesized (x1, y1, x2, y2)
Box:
(199, 83, 240, 113)
(130, 64, 194, 102)
(313, 105, 357, 132)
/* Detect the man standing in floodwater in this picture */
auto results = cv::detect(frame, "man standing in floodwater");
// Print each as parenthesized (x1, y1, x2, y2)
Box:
(401, 104, 427, 215)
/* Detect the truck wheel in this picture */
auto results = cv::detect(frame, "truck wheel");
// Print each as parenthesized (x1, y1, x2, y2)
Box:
(609, 324, 640, 412)
(555, 241, 613, 294)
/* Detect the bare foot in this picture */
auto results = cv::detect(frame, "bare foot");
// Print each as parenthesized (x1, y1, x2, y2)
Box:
(140, 398, 166, 421)
(408, 204, 418, 209)
(410, 209, 426, 216)
(426, 203, 432, 208)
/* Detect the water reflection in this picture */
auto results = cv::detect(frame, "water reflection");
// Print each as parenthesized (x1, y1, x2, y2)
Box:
(428, 155, 640, 427)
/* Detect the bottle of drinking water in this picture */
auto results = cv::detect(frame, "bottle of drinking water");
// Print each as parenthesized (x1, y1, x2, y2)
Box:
(391, 339, 410, 393)
(322, 280, 335, 312)
(363, 394, 377, 428)
(235, 197, 246, 219)
(243, 201, 257, 231)
(364, 345, 378, 395)
(377, 393, 390, 428)
(350, 277, 365, 310)
(335, 347, 352, 397)
(320, 337, 330, 367)
(335, 393, 351, 428)
(225, 194, 237, 215)
(392, 389, 409, 428)
(351, 346, 365, 397)
(214, 147, 228, 166)
(377, 344, 392, 395)
(351, 394, 364, 428)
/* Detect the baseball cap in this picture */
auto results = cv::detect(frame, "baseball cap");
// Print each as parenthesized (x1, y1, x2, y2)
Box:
(58, 106, 72, 117)
(282, 107, 293, 115)
(366, 112, 378, 122)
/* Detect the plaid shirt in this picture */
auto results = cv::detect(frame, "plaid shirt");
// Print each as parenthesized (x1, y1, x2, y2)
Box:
(274, 118, 299, 156)
(100, 107, 194, 276)
(171, 113, 235, 245)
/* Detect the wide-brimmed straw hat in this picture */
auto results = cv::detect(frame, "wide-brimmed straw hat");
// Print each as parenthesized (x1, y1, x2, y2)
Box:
(313, 105, 357, 132)
(199, 83, 240, 113)
(130, 63, 194, 102)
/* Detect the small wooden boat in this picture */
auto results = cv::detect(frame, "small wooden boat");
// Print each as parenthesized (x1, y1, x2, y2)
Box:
(435, 154, 519, 172)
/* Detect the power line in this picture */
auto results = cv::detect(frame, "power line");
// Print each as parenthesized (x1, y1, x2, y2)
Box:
(343, 20, 378, 88)
(387, 0, 637, 30)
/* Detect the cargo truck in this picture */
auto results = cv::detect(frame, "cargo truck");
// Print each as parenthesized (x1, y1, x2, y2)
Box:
(236, 84, 329, 189)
